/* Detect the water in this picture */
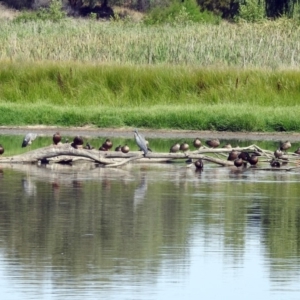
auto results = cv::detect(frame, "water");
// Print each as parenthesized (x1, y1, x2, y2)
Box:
(1, 137, 300, 299)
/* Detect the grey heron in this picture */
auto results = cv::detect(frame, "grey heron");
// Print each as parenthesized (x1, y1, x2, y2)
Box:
(22, 133, 37, 148)
(133, 129, 149, 156)
(0, 144, 4, 155)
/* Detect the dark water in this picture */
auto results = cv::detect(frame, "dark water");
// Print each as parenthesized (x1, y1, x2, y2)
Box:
(1, 136, 300, 299)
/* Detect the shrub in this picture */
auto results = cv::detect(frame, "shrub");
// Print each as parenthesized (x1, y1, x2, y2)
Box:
(235, 0, 265, 23)
(144, 0, 220, 25)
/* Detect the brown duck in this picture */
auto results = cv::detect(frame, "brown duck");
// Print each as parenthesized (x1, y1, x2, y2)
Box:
(206, 139, 220, 148)
(0, 144, 4, 155)
(121, 144, 130, 153)
(170, 143, 180, 153)
(280, 141, 291, 152)
(227, 150, 239, 161)
(193, 138, 202, 149)
(53, 132, 62, 145)
(180, 142, 189, 152)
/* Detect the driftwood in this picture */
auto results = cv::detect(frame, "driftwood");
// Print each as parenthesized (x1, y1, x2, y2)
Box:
(0, 143, 300, 171)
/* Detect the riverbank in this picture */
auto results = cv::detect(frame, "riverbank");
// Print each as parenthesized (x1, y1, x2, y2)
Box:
(1, 126, 299, 142)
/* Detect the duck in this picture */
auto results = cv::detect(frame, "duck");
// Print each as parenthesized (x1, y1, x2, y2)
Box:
(270, 159, 281, 168)
(180, 142, 189, 152)
(248, 154, 258, 166)
(115, 145, 122, 152)
(99, 145, 108, 151)
(0, 144, 4, 155)
(170, 143, 180, 153)
(103, 139, 113, 150)
(72, 136, 84, 149)
(238, 152, 250, 161)
(234, 158, 244, 167)
(206, 138, 220, 148)
(194, 158, 203, 170)
(227, 150, 239, 161)
(121, 144, 130, 153)
(274, 149, 283, 158)
(53, 132, 62, 145)
(84, 142, 94, 150)
(280, 141, 291, 152)
(193, 138, 202, 149)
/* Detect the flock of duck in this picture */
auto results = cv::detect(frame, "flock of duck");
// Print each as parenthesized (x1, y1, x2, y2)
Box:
(0, 132, 298, 170)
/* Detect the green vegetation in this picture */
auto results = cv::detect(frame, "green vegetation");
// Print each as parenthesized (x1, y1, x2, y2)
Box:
(1, 14, 300, 132)
(0, 61, 300, 131)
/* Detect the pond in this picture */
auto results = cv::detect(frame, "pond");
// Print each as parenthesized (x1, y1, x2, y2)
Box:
(0, 134, 300, 299)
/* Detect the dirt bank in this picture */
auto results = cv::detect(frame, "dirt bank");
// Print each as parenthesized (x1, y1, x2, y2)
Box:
(0, 126, 299, 141)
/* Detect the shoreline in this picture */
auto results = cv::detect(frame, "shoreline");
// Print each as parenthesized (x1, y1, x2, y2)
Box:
(0, 126, 299, 141)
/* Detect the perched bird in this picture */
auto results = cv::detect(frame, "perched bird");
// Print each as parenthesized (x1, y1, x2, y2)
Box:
(84, 142, 94, 150)
(0, 144, 4, 155)
(238, 152, 250, 161)
(72, 136, 84, 149)
(115, 145, 122, 152)
(193, 138, 202, 149)
(274, 149, 283, 158)
(53, 132, 62, 145)
(270, 159, 281, 168)
(103, 139, 113, 150)
(121, 144, 130, 153)
(134, 129, 149, 156)
(22, 133, 37, 148)
(170, 143, 180, 153)
(223, 143, 232, 149)
(234, 158, 244, 167)
(180, 142, 189, 152)
(280, 141, 291, 152)
(227, 150, 239, 161)
(206, 138, 220, 148)
(99, 145, 108, 151)
(248, 154, 258, 166)
(194, 158, 204, 170)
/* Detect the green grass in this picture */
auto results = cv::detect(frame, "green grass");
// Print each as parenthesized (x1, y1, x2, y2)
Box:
(1, 18, 300, 132)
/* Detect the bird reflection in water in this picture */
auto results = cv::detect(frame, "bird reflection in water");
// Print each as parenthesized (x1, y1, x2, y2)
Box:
(22, 177, 37, 197)
(133, 174, 148, 212)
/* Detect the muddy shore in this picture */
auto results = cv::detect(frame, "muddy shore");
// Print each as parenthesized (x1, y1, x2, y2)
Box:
(0, 126, 299, 141)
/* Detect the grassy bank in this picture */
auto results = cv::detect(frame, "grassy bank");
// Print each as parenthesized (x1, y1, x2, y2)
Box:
(1, 17, 300, 132)
(0, 62, 300, 131)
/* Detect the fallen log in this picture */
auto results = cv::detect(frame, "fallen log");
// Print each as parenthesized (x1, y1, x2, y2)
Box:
(0, 144, 299, 171)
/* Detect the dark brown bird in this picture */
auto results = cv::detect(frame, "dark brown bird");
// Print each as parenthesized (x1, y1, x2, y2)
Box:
(280, 141, 291, 152)
(227, 150, 239, 161)
(270, 159, 281, 168)
(99, 145, 108, 151)
(194, 158, 203, 170)
(115, 145, 122, 151)
(84, 142, 94, 150)
(53, 132, 62, 145)
(170, 143, 180, 153)
(238, 152, 250, 161)
(103, 139, 113, 150)
(234, 158, 243, 167)
(206, 139, 220, 148)
(180, 142, 189, 152)
(248, 154, 258, 166)
(0, 144, 4, 155)
(121, 144, 130, 153)
(193, 138, 202, 149)
(73, 136, 84, 146)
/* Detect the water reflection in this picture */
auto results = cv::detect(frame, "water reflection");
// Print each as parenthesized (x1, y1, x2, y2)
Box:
(0, 162, 300, 299)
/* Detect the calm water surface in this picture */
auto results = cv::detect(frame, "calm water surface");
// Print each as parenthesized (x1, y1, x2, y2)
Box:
(0, 137, 300, 299)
